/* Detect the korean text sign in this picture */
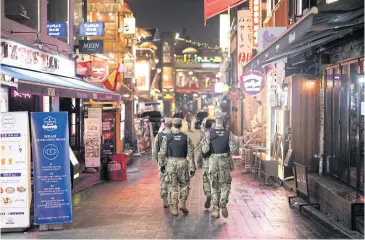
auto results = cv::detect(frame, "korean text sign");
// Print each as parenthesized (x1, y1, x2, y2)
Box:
(79, 22, 105, 37)
(47, 22, 67, 37)
(31, 112, 72, 225)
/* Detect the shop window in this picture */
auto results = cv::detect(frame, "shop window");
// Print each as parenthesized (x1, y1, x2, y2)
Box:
(47, 0, 69, 43)
(4, 0, 39, 30)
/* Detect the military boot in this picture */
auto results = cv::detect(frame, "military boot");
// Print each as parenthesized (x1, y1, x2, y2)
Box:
(211, 206, 220, 218)
(170, 205, 178, 216)
(179, 201, 189, 214)
(204, 194, 211, 209)
(162, 197, 169, 208)
(221, 206, 229, 218)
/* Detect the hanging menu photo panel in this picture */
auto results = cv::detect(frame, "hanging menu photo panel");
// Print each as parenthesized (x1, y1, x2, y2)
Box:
(84, 118, 101, 168)
(0, 112, 31, 230)
(31, 112, 72, 225)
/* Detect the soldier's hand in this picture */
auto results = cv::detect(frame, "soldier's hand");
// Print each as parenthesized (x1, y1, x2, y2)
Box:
(160, 166, 166, 174)
(190, 171, 195, 177)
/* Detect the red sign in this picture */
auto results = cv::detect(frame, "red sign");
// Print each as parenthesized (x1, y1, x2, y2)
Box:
(238, 52, 252, 65)
(204, 0, 244, 23)
(90, 60, 108, 78)
(76, 61, 88, 77)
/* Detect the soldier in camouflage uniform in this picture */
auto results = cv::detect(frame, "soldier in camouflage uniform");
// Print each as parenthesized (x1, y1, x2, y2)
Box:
(152, 118, 172, 208)
(158, 118, 196, 216)
(197, 124, 213, 209)
(201, 109, 238, 218)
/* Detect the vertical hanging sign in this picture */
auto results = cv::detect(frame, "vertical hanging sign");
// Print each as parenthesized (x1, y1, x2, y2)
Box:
(237, 10, 252, 80)
(250, 0, 261, 49)
(84, 118, 101, 168)
(0, 112, 31, 229)
(31, 112, 72, 225)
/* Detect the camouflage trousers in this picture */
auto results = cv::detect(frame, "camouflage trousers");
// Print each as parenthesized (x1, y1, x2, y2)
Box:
(158, 169, 168, 198)
(166, 158, 190, 206)
(209, 154, 232, 209)
(202, 159, 211, 196)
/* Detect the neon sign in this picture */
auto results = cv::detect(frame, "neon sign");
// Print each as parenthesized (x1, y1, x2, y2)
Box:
(250, 0, 261, 49)
(11, 89, 31, 99)
(240, 71, 264, 95)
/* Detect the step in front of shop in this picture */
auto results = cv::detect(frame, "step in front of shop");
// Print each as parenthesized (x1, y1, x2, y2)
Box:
(72, 172, 104, 195)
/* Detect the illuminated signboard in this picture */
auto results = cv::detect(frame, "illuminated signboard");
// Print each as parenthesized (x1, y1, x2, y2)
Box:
(11, 89, 31, 99)
(250, 0, 261, 48)
(237, 10, 252, 80)
(240, 71, 264, 95)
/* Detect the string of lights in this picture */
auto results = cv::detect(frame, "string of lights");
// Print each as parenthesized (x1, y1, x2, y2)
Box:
(175, 37, 219, 49)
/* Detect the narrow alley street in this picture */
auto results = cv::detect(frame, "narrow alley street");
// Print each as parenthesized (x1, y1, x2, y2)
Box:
(3, 126, 348, 239)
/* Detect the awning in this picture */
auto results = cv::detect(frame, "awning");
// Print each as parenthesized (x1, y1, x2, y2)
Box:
(243, 0, 364, 73)
(0, 65, 122, 101)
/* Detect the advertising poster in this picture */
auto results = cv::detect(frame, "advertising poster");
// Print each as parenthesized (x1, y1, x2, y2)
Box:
(102, 114, 115, 155)
(135, 62, 150, 91)
(87, 107, 102, 135)
(90, 60, 109, 82)
(0, 112, 31, 229)
(84, 118, 101, 168)
(30, 112, 72, 225)
(76, 61, 89, 77)
(162, 41, 172, 63)
(124, 58, 135, 78)
(162, 67, 174, 89)
(123, 18, 136, 35)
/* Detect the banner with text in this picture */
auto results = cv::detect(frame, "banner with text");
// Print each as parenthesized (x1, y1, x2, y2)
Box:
(237, 10, 252, 81)
(31, 112, 72, 225)
(84, 118, 101, 167)
(0, 112, 31, 229)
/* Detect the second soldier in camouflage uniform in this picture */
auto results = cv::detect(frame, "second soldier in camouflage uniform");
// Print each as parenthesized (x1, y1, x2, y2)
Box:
(158, 118, 195, 216)
(201, 109, 237, 218)
(197, 123, 213, 209)
(152, 118, 172, 208)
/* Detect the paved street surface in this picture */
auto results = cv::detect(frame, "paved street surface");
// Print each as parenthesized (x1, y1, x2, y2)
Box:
(2, 123, 348, 239)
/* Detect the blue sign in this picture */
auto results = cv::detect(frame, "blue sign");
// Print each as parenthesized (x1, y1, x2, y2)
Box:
(79, 22, 105, 37)
(47, 22, 67, 37)
(31, 112, 72, 225)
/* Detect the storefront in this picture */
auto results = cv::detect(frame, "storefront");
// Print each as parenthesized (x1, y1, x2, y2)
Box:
(0, 38, 122, 189)
(241, 0, 364, 231)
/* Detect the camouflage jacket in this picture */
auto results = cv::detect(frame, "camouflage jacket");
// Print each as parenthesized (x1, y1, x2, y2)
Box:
(158, 130, 196, 172)
(152, 128, 171, 162)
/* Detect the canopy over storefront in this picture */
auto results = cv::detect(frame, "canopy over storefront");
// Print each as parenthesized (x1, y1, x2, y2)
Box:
(242, 0, 364, 73)
(0, 65, 122, 101)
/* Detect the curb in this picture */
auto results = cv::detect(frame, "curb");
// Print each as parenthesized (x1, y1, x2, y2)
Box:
(301, 204, 364, 239)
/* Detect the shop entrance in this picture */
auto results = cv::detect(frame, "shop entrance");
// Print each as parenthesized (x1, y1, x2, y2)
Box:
(324, 59, 364, 194)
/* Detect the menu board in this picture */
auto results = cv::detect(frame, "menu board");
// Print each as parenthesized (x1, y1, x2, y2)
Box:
(0, 112, 31, 229)
(84, 118, 101, 168)
(30, 112, 72, 225)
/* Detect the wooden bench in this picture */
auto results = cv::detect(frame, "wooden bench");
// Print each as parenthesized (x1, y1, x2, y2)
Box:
(253, 152, 278, 184)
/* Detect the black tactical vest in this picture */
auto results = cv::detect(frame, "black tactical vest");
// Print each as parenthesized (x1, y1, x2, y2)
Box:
(156, 132, 166, 152)
(167, 133, 188, 158)
(210, 129, 229, 154)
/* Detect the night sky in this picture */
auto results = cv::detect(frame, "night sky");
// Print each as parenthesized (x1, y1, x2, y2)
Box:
(127, 0, 220, 45)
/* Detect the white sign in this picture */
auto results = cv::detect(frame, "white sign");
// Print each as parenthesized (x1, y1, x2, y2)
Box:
(0, 39, 76, 78)
(123, 18, 136, 35)
(84, 118, 101, 168)
(219, 14, 230, 50)
(88, 108, 102, 136)
(0, 87, 9, 113)
(0, 112, 31, 229)
(237, 10, 252, 80)
(361, 102, 365, 116)
(257, 27, 286, 52)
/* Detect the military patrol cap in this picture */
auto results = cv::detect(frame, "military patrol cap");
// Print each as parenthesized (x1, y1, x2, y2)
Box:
(172, 118, 182, 125)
